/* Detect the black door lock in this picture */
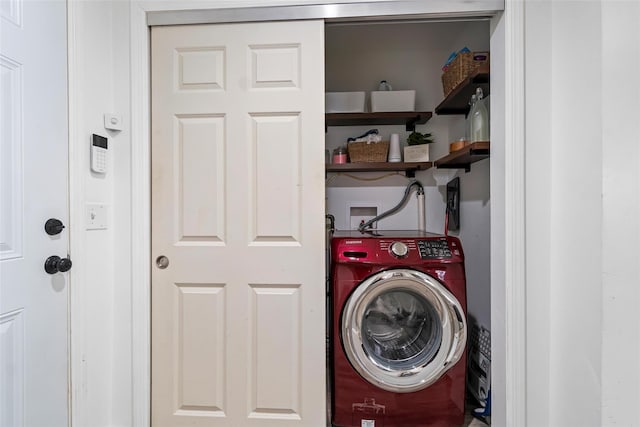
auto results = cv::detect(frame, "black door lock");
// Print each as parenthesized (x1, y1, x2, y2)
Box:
(44, 255, 72, 274)
(45, 218, 65, 236)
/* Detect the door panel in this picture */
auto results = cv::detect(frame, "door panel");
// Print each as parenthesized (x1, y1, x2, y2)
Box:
(249, 113, 301, 242)
(176, 114, 226, 243)
(249, 284, 301, 418)
(151, 20, 325, 427)
(175, 283, 226, 415)
(0, 0, 69, 425)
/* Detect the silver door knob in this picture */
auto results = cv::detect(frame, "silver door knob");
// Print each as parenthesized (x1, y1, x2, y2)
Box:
(156, 256, 169, 269)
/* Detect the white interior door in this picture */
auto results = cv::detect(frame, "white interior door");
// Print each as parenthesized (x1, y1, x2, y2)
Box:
(0, 0, 69, 426)
(151, 20, 326, 427)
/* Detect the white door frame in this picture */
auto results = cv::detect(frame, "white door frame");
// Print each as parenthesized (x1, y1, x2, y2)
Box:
(127, 2, 525, 426)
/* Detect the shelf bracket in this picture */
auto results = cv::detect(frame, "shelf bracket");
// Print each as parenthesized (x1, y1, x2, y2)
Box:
(406, 169, 416, 178)
(405, 115, 420, 132)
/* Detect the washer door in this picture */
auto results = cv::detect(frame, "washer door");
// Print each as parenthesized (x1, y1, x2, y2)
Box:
(341, 269, 466, 393)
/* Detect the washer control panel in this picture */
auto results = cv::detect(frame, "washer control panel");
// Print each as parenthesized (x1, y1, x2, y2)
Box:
(335, 234, 462, 263)
(418, 239, 453, 259)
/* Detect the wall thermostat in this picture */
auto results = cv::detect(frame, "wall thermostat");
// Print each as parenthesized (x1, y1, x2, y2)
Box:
(91, 134, 108, 174)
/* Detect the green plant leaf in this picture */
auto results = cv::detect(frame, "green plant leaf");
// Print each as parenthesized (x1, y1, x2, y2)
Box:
(407, 131, 434, 145)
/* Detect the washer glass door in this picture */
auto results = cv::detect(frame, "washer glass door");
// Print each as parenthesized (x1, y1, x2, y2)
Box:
(342, 269, 466, 393)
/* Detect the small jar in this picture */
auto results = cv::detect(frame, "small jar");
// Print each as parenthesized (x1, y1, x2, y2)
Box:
(333, 146, 348, 164)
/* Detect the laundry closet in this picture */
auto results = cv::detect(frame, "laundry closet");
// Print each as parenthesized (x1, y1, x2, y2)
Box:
(324, 18, 492, 406)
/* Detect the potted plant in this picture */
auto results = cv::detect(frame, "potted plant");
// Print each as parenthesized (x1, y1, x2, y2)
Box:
(404, 131, 434, 162)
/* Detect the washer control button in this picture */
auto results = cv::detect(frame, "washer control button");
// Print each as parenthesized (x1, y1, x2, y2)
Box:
(390, 241, 409, 258)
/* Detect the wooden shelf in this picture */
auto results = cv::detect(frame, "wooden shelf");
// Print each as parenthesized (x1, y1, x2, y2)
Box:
(326, 161, 432, 177)
(434, 142, 490, 172)
(325, 112, 432, 131)
(434, 65, 490, 115)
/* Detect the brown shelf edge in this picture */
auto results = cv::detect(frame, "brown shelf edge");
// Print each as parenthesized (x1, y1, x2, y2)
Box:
(324, 143, 487, 174)
(434, 65, 490, 115)
(325, 112, 433, 131)
(434, 142, 490, 171)
(325, 161, 433, 175)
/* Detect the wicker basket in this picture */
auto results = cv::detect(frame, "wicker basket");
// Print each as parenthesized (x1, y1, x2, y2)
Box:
(348, 140, 389, 163)
(441, 51, 490, 98)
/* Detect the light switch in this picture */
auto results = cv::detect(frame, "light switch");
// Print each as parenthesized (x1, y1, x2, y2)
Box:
(104, 114, 123, 131)
(86, 203, 108, 230)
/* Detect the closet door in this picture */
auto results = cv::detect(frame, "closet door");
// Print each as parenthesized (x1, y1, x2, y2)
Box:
(151, 21, 326, 427)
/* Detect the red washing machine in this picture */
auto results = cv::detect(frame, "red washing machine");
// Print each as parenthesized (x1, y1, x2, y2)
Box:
(330, 231, 467, 427)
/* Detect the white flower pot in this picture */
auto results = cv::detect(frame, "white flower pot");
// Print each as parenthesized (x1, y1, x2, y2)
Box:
(403, 144, 430, 162)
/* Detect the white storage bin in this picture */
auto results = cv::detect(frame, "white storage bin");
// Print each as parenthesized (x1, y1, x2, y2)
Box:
(370, 90, 416, 112)
(325, 92, 366, 113)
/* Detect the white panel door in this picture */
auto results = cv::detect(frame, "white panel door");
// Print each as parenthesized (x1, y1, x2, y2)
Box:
(151, 20, 325, 427)
(0, 0, 69, 426)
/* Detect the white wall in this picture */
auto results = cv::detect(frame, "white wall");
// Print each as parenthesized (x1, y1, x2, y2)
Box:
(524, 1, 640, 426)
(549, 3, 603, 424)
(523, 1, 552, 425)
(325, 21, 492, 329)
(526, 2, 606, 423)
(68, 1, 132, 425)
(488, 12, 507, 425)
(600, 1, 640, 425)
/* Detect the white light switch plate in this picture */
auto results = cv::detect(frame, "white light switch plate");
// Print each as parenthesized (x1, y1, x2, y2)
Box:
(86, 203, 108, 230)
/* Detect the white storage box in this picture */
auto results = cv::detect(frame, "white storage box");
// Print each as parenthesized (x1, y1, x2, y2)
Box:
(370, 90, 416, 112)
(325, 92, 366, 113)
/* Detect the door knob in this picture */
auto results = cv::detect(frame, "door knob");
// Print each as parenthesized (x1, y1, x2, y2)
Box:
(44, 255, 73, 274)
(156, 255, 169, 269)
(44, 218, 65, 236)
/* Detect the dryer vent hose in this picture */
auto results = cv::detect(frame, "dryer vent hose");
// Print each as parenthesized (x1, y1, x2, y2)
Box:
(358, 180, 425, 232)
